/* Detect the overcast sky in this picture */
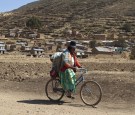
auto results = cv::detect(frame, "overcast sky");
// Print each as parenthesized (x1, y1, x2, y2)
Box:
(0, 0, 38, 13)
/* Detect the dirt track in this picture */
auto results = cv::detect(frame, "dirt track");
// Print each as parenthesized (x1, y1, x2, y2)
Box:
(0, 78, 135, 115)
(0, 55, 135, 115)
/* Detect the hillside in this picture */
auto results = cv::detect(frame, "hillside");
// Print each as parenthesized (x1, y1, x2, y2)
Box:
(0, 0, 135, 37)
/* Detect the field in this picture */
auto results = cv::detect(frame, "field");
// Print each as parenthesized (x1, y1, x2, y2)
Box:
(0, 54, 135, 115)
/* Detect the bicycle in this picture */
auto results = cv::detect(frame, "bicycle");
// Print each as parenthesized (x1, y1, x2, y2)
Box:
(45, 68, 102, 106)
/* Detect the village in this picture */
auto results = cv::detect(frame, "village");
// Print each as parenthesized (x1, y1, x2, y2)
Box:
(0, 27, 135, 59)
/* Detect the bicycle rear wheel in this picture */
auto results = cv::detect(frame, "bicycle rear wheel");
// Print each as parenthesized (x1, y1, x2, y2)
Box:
(45, 78, 65, 101)
(80, 81, 102, 106)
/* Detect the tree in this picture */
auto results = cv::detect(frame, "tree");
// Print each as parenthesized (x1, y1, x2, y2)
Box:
(130, 46, 135, 60)
(26, 16, 42, 29)
(114, 39, 126, 48)
(89, 40, 96, 48)
(122, 23, 132, 32)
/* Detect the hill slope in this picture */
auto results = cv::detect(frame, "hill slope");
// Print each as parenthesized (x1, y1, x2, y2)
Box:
(0, 0, 135, 37)
(15, 0, 135, 17)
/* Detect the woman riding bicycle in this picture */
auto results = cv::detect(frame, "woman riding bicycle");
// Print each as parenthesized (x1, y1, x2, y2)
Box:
(59, 41, 82, 98)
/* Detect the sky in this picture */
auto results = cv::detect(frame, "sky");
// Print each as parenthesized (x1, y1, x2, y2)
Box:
(0, 0, 38, 13)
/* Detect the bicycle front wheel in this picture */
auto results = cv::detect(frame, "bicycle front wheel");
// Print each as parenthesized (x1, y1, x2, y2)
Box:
(80, 81, 102, 106)
(45, 78, 65, 101)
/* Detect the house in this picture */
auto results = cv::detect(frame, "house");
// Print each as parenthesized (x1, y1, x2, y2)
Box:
(108, 33, 118, 39)
(16, 40, 28, 46)
(45, 42, 56, 51)
(5, 41, 16, 51)
(16, 40, 28, 51)
(76, 49, 88, 58)
(114, 47, 128, 53)
(19, 30, 40, 39)
(31, 47, 44, 57)
(82, 41, 90, 46)
(76, 44, 88, 51)
(21, 46, 31, 52)
(5, 28, 20, 38)
(0, 41, 6, 54)
(92, 46, 114, 54)
(45, 42, 54, 46)
(27, 33, 40, 39)
(93, 34, 107, 40)
(102, 40, 114, 46)
(55, 39, 66, 45)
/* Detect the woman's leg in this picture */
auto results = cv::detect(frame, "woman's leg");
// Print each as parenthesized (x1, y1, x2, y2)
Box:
(59, 69, 76, 93)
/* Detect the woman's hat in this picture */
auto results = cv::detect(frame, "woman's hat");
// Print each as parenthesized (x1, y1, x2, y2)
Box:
(69, 41, 76, 48)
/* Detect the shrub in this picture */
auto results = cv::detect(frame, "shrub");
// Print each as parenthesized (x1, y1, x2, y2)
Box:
(26, 16, 42, 29)
(89, 40, 96, 48)
(122, 23, 132, 32)
(130, 46, 135, 60)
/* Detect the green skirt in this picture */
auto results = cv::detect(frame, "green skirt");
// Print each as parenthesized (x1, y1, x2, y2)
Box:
(59, 69, 76, 92)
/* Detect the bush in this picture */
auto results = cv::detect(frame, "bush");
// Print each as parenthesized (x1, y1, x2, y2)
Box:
(26, 16, 42, 29)
(114, 39, 126, 48)
(129, 54, 135, 60)
(89, 40, 96, 48)
(122, 23, 132, 32)
(130, 46, 135, 60)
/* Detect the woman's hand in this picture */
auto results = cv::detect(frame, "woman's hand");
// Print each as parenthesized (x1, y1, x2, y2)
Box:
(68, 66, 75, 72)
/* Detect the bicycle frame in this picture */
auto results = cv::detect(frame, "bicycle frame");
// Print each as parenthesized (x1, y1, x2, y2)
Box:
(75, 75, 84, 86)
(75, 68, 87, 87)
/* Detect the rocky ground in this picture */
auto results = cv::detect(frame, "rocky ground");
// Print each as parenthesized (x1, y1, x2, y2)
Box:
(0, 55, 135, 115)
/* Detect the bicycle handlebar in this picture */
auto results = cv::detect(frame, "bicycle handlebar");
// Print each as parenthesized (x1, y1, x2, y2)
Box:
(73, 67, 87, 74)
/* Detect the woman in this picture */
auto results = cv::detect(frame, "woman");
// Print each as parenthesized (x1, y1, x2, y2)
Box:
(59, 41, 82, 98)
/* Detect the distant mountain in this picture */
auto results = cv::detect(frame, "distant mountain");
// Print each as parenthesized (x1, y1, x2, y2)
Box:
(0, 0, 135, 37)
(16, 0, 135, 17)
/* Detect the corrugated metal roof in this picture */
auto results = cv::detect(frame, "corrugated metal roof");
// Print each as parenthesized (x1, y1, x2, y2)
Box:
(0, 49, 6, 51)
(95, 47, 114, 52)
(82, 41, 90, 44)
(75, 49, 84, 53)
(0, 44, 5, 47)
(0, 41, 5, 44)
(45, 42, 54, 45)
(102, 40, 114, 43)
(32, 48, 44, 51)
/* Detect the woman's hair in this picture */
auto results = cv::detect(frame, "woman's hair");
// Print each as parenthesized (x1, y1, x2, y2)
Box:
(68, 46, 72, 52)
(49, 54, 52, 57)
(68, 41, 76, 53)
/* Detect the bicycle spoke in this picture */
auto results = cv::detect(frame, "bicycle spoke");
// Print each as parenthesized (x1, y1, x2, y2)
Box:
(84, 86, 99, 100)
(80, 81, 102, 106)
(45, 79, 65, 101)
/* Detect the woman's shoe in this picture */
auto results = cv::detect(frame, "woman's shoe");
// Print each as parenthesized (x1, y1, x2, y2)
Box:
(67, 95, 75, 99)
(66, 91, 75, 99)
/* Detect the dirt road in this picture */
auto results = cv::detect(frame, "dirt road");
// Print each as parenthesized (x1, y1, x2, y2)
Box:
(0, 56, 135, 115)
(0, 79, 134, 115)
